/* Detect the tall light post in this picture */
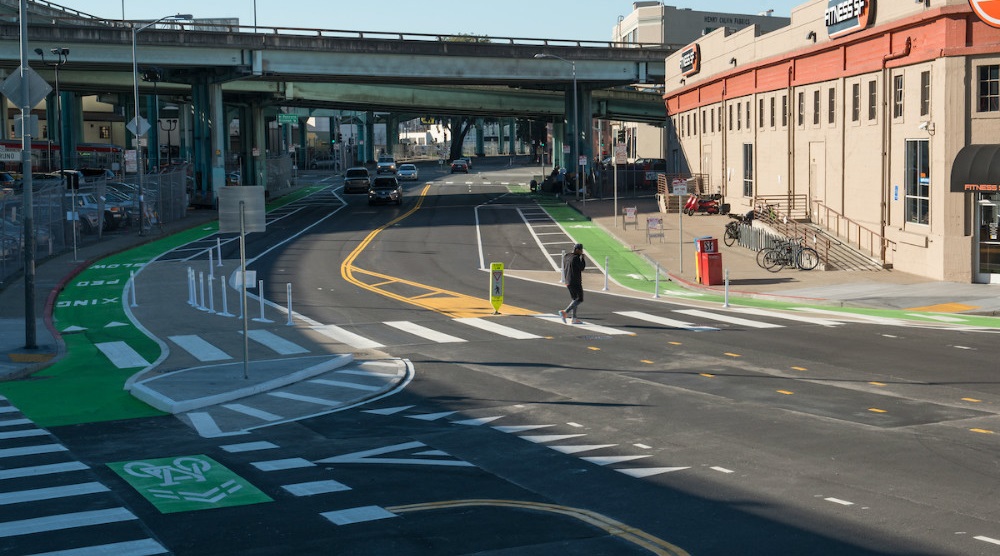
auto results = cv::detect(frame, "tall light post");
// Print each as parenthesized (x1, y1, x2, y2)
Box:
(534, 53, 580, 202)
(35, 47, 73, 260)
(132, 13, 192, 235)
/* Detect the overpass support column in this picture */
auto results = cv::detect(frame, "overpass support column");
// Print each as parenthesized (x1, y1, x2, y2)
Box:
(507, 118, 516, 155)
(189, 79, 226, 206)
(475, 118, 485, 158)
(577, 87, 593, 182)
(146, 95, 160, 172)
(250, 101, 267, 187)
(58, 92, 81, 172)
(386, 114, 399, 158)
(296, 117, 307, 168)
(364, 111, 375, 163)
(552, 122, 564, 169)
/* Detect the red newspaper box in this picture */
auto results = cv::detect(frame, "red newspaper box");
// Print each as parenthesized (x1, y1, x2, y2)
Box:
(695, 238, 723, 285)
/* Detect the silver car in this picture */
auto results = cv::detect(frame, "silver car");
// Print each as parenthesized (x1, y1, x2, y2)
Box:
(397, 164, 419, 181)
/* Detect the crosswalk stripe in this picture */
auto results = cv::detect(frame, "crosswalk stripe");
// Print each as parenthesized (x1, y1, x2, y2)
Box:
(581, 454, 652, 466)
(0, 418, 31, 427)
(310, 379, 382, 392)
(25, 538, 169, 556)
(0, 444, 67, 459)
(385, 321, 466, 343)
(246, 330, 310, 355)
(0, 429, 49, 440)
(792, 307, 904, 325)
(0, 482, 109, 505)
(533, 314, 634, 335)
(0, 462, 89, 481)
(282, 479, 351, 497)
(615, 311, 717, 331)
(168, 335, 231, 362)
(0, 507, 137, 538)
(0, 406, 18, 414)
(674, 309, 784, 329)
(221, 403, 283, 422)
(729, 307, 843, 326)
(454, 317, 542, 340)
(220, 441, 279, 453)
(268, 391, 344, 406)
(94, 342, 150, 369)
(311, 324, 384, 349)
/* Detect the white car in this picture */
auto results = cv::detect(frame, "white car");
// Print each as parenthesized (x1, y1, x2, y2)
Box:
(397, 164, 419, 181)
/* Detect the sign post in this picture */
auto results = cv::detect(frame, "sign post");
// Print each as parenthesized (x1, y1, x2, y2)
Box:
(672, 179, 688, 274)
(489, 262, 504, 314)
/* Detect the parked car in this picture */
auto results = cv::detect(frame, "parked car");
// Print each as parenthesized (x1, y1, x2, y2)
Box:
(343, 167, 371, 194)
(397, 164, 419, 181)
(368, 176, 403, 206)
(310, 156, 339, 170)
(376, 155, 397, 174)
(67, 191, 127, 231)
(450, 160, 469, 174)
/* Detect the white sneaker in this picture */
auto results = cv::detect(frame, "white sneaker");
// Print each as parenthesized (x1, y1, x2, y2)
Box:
(571, 319, 583, 325)
(559, 310, 567, 323)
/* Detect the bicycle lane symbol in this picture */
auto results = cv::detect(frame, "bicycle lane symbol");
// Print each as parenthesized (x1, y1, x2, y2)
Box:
(109, 455, 272, 513)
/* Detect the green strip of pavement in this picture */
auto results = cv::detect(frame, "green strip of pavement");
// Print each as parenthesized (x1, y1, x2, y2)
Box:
(0, 185, 328, 427)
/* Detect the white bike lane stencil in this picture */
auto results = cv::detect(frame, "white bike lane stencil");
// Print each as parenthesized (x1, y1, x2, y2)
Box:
(109, 455, 272, 513)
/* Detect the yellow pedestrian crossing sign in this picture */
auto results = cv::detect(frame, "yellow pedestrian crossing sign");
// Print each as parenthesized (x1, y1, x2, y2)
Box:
(489, 262, 504, 314)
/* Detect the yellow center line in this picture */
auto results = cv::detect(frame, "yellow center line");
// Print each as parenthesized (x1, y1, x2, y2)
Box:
(699, 373, 715, 378)
(588, 346, 601, 351)
(962, 398, 982, 403)
(869, 408, 887, 413)
(791, 366, 808, 371)
(641, 360, 655, 364)
(668, 341, 682, 346)
(724, 352, 741, 358)
(340, 184, 536, 318)
(776, 390, 794, 395)
(386, 499, 691, 556)
(970, 428, 994, 434)
(869, 381, 886, 386)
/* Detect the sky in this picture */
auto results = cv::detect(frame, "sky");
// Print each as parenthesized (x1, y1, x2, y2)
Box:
(56, 0, 805, 42)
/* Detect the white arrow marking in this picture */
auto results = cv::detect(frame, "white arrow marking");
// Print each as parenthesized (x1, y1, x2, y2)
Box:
(61, 325, 87, 333)
(580, 454, 651, 466)
(363, 405, 414, 415)
(617, 467, 690, 478)
(548, 444, 617, 454)
(104, 321, 129, 328)
(519, 434, 586, 443)
(493, 424, 554, 433)
(452, 416, 504, 426)
(406, 411, 457, 421)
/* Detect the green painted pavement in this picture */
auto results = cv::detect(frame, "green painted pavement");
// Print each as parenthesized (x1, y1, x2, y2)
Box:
(108, 455, 272, 513)
(0, 186, 326, 427)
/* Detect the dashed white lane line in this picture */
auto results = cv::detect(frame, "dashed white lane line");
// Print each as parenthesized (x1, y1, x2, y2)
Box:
(975, 536, 1000, 546)
(94, 341, 150, 369)
(322, 506, 397, 526)
(711, 466, 734, 474)
(283, 479, 351, 497)
(825, 497, 854, 506)
(251, 458, 316, 472)
(168, 335, 231, 362)
(385, 321, 466, 343)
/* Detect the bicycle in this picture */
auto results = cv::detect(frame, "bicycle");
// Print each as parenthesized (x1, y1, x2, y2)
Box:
(723, 211, 754, 247)
(758, 237, 819, 272)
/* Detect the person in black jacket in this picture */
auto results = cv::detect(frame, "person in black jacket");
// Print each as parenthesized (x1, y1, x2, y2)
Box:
(559, 243, 586, 324)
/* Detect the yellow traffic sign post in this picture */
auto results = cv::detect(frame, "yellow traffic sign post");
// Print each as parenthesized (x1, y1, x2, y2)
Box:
(489, 262, 504, 314)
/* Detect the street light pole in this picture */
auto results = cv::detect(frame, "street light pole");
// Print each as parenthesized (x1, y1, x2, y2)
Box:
(534, 53, 580, 202)
(35, 47, 72, 260)
(131, 13, 192, 236)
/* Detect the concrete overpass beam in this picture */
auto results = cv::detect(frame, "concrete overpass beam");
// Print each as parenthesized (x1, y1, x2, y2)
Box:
(475, 118, 484, 158)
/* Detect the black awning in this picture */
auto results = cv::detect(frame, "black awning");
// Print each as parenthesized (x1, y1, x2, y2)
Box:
(951, 144, 1000, 192)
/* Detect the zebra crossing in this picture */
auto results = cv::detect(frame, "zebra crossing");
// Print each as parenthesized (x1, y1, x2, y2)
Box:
(0, 397, 168, 555)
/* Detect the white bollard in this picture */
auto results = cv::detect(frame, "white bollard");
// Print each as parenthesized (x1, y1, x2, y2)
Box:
(723, 269, 730, 308)
(253, 279, 274, 323)
(653, 263, 661, 299)
(602, 256, 609, 291)
(286, 283, 294, 326)
(559, 249, 566, 284)
(207, 276, 216, 314)
(129, 270, 137, 308)
(208, 248, 214, 280)
(218, 274, 234, 317)
(216, 237, 223, 267)
(187, 268, 195, 306)
(198, 272, 208, 311)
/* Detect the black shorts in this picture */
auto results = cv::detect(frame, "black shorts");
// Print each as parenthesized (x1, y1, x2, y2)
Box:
(567, 284, 584, 301)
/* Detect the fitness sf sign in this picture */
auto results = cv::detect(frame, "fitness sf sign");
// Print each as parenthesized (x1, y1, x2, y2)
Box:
(679, 44, 700, 77)
(825, 0, 874, 39)
(969, 0, 1000, 29)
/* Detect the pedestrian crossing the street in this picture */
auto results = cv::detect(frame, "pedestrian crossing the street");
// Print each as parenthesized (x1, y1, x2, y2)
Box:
(0, 397, 167, 555)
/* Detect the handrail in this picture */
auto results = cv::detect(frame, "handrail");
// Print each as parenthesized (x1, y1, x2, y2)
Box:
(753, 200, 831, 267)
(810, 200, 895, 267)
(752, 194, 809, 221)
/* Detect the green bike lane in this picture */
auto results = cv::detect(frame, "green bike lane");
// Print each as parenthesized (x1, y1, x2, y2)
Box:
(0, 186, 326, 428)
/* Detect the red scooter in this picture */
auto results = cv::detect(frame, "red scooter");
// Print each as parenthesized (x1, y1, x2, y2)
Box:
(684, 193, 730, 216)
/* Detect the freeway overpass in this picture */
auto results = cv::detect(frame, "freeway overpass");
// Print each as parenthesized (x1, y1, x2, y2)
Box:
(0, 0, 672, 198)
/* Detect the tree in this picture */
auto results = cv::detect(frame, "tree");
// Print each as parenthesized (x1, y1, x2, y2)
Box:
(441, 117, 475, 161)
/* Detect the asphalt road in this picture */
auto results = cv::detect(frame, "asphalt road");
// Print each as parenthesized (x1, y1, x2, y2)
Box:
(19, 161, 1000, 555)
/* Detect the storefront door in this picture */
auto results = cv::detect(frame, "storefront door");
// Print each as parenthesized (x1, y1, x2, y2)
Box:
(977, 193, 1000, 283)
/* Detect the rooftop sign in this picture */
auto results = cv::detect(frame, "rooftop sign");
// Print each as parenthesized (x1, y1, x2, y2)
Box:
(825, 0, 874, 39)
(680, 44, 700, 77)
(969, 0, 1000, 29)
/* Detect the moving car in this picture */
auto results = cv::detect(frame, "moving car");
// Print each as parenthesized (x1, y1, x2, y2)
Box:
(397, 164, 419, 181)
(368, 176, 403, 206)
(450, 160, 469, 173)
(343, 167, 371, 194)
(376, 155, 397, 174)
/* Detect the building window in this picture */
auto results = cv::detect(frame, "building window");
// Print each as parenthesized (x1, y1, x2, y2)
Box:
(679, 116, 684, 137)
(693, 112, 698, 135)
(729, 104, 733, 131)
(99, 126, 111, 139)
(797, 92, 805, 126)
(759, 99, 765, 128)
(770, 96, 775, 127)
(687, 114, 692, 135)
(978, 65, 999, 112)
(828, 87, 836, 124)
(745, 101, 751, 130)
(905, 140, 930, 225)
(782, 95, 788, 127)
(718, 107, 722, 132)
(852, 83, 860, 122)
(868, 80, 877, 120)
(813, 90, 820, 125)
(920, 71, 930, 116)
(893, 74, 904, 119)
(702, 110, 706, 134)
(711, 108, 715, 133)
(742, 143, 753, 197)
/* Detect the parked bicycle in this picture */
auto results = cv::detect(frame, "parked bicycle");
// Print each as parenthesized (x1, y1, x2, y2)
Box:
(756, 237, 819, 272)
(723, 210, 755, 247)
